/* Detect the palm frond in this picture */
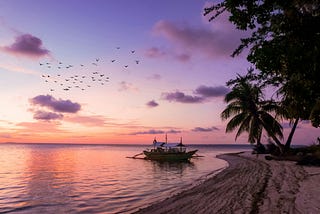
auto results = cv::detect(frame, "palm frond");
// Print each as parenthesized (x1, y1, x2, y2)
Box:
(221, 102, 243, 120)
(225, 113, 248, 133)
(234, 115, 251, 140)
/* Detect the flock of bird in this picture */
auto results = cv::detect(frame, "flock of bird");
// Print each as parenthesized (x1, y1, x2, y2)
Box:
(39, 48, 140, 92)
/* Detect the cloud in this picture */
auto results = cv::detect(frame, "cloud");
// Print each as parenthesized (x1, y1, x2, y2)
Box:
(191, 126, 219, 132)
(64, 115, 106, 127)
(118, 81, 138, 92)
(194, 85, 229, 98)
(175, 53, 191, 62)
(0, 63, 39, 75)
(152, 20, 242, 58)
(128, 129, 181, 135)
(146, 100, 159, 108)
(30, 95, 81, 113)
(147, 73, 162, 80)
(129, 129, 165, 135)
(162, 85, 228, 104)
(0, 133, 12, 139)
(162, 91, 205, 104)
(145, 47, 167, 58)
(16, 121, 64, 133)
(33, 110, 63, 121)
(1, 34, 50, 58)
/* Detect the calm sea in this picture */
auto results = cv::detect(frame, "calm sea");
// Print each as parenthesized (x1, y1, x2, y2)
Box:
(0, 143, 252, 213)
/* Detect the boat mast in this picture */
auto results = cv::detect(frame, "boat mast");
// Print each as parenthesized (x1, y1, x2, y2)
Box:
(165, 133, 167, 144)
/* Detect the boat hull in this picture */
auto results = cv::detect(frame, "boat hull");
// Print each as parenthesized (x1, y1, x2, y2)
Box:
(143, 150, 197, 161)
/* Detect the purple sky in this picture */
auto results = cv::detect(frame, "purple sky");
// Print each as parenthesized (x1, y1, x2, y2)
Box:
(0, 0, 318, 145)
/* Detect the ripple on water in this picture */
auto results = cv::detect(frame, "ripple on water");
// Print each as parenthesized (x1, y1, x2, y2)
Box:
(0, 144, 250, 213)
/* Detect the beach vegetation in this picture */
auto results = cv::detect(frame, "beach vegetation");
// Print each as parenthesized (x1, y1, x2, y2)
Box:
(221, 73, 283, 149)
(205, 0, 320, 151)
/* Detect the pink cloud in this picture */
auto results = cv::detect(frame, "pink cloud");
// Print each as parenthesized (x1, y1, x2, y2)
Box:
(175, 53, 191, 62)
(33, 110, 63, 121)
(162, 91, 205, 104)
(152, 20, 244, 58)
(30, 95, 81, 113)
(147, 74, 162, 80)
(146, 100, 159, 108)
(145, 47, 167, 58)
(1, 34, 50, 58)
(128, 129, 181, 135)
(64, 115, 106, 127)
(162, 85, 228, 104)
(16, 121, 64, 133)
(118, 81, 138, 92)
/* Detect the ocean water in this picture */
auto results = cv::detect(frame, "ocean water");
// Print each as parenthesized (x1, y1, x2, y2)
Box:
(0, 143, 252, 213)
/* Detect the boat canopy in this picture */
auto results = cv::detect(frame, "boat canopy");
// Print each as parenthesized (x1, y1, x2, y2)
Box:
(153, 142, 186, 148)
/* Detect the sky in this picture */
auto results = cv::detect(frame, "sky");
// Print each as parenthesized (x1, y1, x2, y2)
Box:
(0, 0, 318, 145)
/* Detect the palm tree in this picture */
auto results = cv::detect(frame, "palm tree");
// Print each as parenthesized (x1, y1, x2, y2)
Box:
(221, 76, 284, 149)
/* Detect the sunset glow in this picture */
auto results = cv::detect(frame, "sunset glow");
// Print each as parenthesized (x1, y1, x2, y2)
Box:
(0, 0, 318, 145)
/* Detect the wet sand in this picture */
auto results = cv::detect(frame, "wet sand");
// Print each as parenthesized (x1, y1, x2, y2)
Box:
(134, 152, 320, 214)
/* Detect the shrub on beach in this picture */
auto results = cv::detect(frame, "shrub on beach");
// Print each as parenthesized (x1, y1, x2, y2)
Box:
(265, 142, 282, 156)
(252, 143, 267, 154)
(293, 144, 320, 166)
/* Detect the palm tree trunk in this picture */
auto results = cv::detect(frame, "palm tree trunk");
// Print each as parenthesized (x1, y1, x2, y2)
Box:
(284, 117, 299, 151)
(269, 134, 284, 153)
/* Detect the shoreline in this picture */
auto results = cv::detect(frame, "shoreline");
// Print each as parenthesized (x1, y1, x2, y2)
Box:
(134, 152, 320, 214)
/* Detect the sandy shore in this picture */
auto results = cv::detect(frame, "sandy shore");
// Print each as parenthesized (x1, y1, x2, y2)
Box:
(134, 152, 320, 214)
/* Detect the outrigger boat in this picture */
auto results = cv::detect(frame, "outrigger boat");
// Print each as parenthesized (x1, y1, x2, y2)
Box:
(143, 135, 198, 162)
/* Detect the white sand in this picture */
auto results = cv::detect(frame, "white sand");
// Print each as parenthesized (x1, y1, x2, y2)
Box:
(134, 152, 320, 214)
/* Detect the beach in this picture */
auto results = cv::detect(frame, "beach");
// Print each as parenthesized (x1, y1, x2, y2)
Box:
(135, 152, 320, 214)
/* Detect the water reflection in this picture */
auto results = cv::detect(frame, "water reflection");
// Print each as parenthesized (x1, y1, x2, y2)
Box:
(22, 147, 76, 213)
(0, 144, 237, 214)
(150, 160, 195, 177)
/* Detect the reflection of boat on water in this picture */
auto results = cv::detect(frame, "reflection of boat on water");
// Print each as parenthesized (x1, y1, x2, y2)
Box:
(143, 135, 198, 162)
